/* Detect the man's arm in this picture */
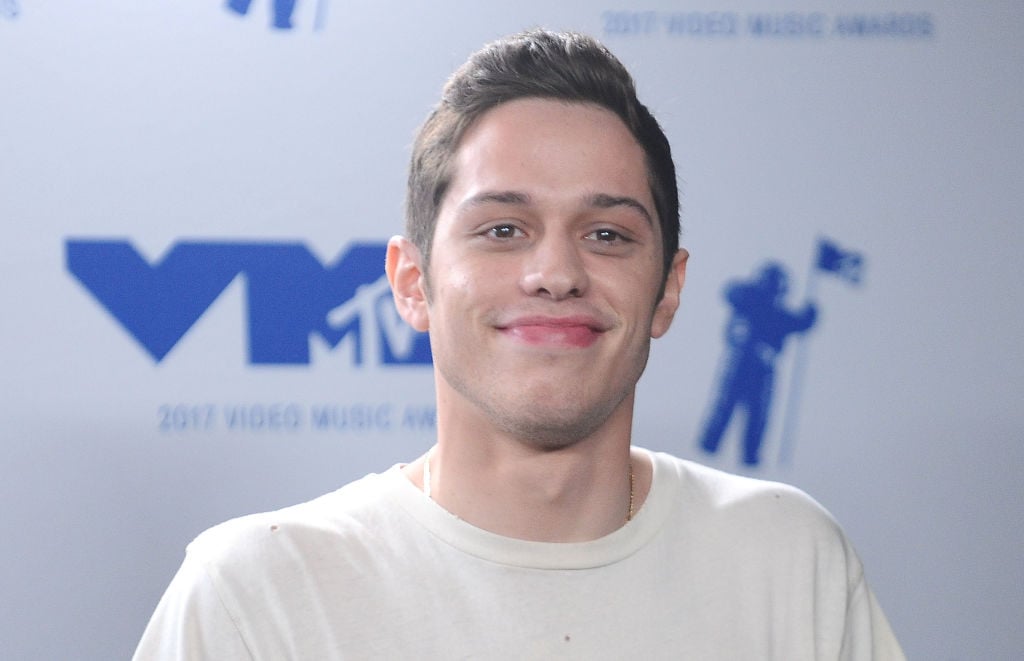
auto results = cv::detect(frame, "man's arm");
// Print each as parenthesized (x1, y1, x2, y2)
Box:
(133, 551, 253, 661)
(840, 572, 906, 661)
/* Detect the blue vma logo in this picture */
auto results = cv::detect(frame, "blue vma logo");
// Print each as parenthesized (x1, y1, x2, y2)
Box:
(697, 238, 863, 467)
(65, 240, 432, 367)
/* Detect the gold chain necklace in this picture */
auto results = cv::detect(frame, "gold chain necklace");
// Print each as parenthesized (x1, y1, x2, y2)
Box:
(627, 463, 635, 522)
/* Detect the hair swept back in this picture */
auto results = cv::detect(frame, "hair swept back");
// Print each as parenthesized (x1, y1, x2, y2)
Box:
(405, 29, 680, 280)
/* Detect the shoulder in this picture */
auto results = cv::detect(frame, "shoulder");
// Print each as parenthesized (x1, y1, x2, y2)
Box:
(186, 467, 401, 573)
(651, 451, 849, 552)
(642, 453, 903, 658)
(135, 468, 410, 657)
(649, 452, 867, 598)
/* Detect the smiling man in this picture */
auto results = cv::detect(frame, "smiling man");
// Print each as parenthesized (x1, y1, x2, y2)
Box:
(134, 30, 904, 659)
(388, 95, 685, 543)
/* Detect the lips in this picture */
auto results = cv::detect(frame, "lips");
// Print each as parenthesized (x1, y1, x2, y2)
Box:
(497, 315, 607, 348)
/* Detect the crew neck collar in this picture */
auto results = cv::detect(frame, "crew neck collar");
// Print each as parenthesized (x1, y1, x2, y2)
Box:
(385, 447, 678, 569)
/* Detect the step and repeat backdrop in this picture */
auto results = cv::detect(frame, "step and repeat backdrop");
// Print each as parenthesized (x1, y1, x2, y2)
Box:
(3, 2, 1021, 658)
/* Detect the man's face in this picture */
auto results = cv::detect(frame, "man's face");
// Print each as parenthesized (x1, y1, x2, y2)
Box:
(395, 97, 685, 448)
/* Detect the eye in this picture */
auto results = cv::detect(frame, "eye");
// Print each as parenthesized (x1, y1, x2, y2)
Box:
(487, 224, 523, 239)
(587, 228, 629, 243)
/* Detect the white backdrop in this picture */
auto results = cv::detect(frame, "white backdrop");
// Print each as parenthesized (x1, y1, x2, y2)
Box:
(2, 2, 1022, 659)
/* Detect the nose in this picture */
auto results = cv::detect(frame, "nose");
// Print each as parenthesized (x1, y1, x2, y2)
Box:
(519, 233, 588, 300)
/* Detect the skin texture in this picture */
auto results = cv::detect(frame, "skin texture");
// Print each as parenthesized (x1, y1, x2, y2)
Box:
(388, 98, 688, 541)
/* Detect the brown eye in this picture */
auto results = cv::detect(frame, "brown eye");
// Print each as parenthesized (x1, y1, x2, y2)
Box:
(489, 224, 520, 239)
(588, 228, 627, 243)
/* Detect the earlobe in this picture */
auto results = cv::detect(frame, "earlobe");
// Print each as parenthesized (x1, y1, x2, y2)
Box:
(385, 236, 430, 332)
(651, 248, 689, 339)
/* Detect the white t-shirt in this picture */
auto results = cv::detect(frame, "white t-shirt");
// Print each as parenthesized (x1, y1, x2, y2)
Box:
(133, 450, 905, 660)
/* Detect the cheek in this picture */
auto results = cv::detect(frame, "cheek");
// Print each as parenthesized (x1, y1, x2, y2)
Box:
(426, 263, 481, 328)
(440, 250, 504, 296)
(432, 271, 475, 312)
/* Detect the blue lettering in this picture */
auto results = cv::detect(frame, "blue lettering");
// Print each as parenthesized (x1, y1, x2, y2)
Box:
(310, 404, 392, 431)
(401, 405, 437, 430)
(747, 13, 826, 37)
(834, 13, 934, 38)
(223, 403, 303, 431)
(664, 12, 738, 37)
(158, 404, 217, 432)
(602, 11, 658, 36)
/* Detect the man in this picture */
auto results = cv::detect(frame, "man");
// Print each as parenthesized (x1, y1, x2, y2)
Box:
(134, 29, 904, 659)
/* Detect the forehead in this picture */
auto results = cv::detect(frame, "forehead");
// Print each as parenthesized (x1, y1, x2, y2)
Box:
(444, 98, 654, 213)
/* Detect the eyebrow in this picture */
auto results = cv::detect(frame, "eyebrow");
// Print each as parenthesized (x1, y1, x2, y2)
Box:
(588, 193, 653, 226)
(461, 190, 532, 208)
(461, 190, 653, 225)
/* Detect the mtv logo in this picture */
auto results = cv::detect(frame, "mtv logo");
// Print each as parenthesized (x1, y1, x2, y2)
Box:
(65, 240, 432, 366)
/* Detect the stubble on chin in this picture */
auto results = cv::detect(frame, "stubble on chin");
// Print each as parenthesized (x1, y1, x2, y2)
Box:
(443, 366, 634, 451)
(434, 320, 654, 450)
(491, 406, 610, 451)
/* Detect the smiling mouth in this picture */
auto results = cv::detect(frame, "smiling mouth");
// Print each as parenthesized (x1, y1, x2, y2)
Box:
(498, 317, 605, 348)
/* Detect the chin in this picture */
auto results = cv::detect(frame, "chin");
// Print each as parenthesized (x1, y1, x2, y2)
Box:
(491, 404, 614, 450)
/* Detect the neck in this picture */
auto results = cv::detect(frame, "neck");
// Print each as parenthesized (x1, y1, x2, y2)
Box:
(407, 396, 650, 542)
(403, 376, 651, 540)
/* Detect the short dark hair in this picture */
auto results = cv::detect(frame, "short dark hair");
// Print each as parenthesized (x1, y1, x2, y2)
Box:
(405, 29, 680, 279)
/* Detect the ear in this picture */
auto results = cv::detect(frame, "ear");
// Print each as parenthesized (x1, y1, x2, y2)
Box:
(385, 236, 430, 332)
(651, 248, 689, 339)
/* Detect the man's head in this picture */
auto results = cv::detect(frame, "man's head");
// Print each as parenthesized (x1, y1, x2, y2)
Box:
(406, 29, 679, 281)
(388, 31, 688, 448)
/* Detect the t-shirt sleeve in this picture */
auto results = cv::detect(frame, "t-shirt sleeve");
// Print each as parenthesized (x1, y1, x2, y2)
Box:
(132, 550, 253, 661)
(840, 571, 907, 661)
